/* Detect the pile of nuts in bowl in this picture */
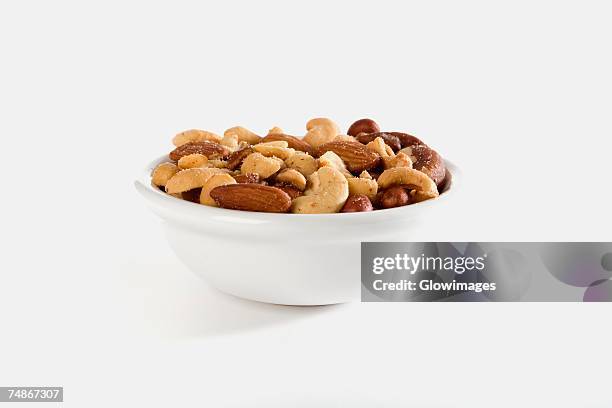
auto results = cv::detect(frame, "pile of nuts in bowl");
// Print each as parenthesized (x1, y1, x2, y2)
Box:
(151, 118, 448, 213)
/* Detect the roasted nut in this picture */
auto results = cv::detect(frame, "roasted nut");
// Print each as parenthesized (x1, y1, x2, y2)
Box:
(276, 185, 302, 199)
(210, 184, 292, 213)
(356, 132, 401, 152)
(333, 134, 359, 143)
(152, 162, 179, 187)
(387, 132, 425, 148)
(347, 118, 380, 137)
(169, 141, 230, 161)
(233, 173, 261, 184)
(252, 141, 295, 160)
(240, 152, 283, 179)
(285, 151, 318, 176)
(177, 153, 208, 169)
(154, 118, 447, 213)
(208, 159, 227, 168)
(399, 145, 446, 186)
(227, 147, 253, 171)
(368, 170, 381, 180)
(275, 168, 307, 191)
(340, 194, 374, 212)
(267, 126, 284, 135)
(224, 126, 262, 145)
(377, 167, 439, 203)
(347, 177, 378, 200)
(366, 137, 394, 158)
(378, 186, 411, 208)
(220, 134, 240, 151)
(291, 167, 349, 214)
(303, 118, 340, 148)
(359, 170, 372, 179)
(262, 133, 314, 154)
(181, 188, 202, 203)
(165, 167, 228, 194)
(383, 151, 413, 169)
(316, 141, 381, 173)
(172, 129, 222, 147)
(200, 173, 237, 206)
(318, 151, 353, 178)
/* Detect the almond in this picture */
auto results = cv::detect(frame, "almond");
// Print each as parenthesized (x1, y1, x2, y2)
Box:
(210, 184, 292, 213)
(262, 133, 314, 154)
(169, 141, 230, 161)
(316, 141, 381, 173)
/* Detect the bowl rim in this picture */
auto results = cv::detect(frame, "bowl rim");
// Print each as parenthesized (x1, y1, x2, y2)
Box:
(135, 155, 460, 225)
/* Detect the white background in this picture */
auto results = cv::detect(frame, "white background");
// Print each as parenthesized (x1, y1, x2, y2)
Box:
(1, 0, 611, 406)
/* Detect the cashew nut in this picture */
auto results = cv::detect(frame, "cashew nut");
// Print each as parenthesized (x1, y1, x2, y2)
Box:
(398, 146, 415, 159)
(240, 152, 283, 179)
(200, 173, 237, 206)
(318, 151, 353, 178)
(257, 140, 287, 147)
(152, 162, 179, 187)
(267, 126, 284, 135)
(224, 126, 262, 145)
(165, 167, 228, 194)
(220, 134, 240, 151)
(173, 129, 222, 147)
(376, 167, 439, 202)
(348, 177, 378, 200)
(252, 141, 296, 160)
(177, 153, 209, 169)
(303, 118, 340, 148)
(208, 159, 228, 169)
(291, 167, 349, 214)
(383, 151, 413, 169)
(359, 170, 373, 180)
(275, 168, 307, 191)
(333, 134, 358, 143)
(366, 137, 394, 158)
(285, 151, 317, 176)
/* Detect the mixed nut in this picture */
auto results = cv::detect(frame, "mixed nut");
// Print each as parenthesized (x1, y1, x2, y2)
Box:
(150, 118, 447, 213)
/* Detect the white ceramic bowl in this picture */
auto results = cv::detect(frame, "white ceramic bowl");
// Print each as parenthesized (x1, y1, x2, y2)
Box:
(135, 156, 459, 305)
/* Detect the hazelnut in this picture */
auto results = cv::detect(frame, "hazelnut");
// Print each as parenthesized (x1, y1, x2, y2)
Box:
(347, 118, 380, 137)
(379, 186, 411, 209)
(341, 195, 374, 213)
